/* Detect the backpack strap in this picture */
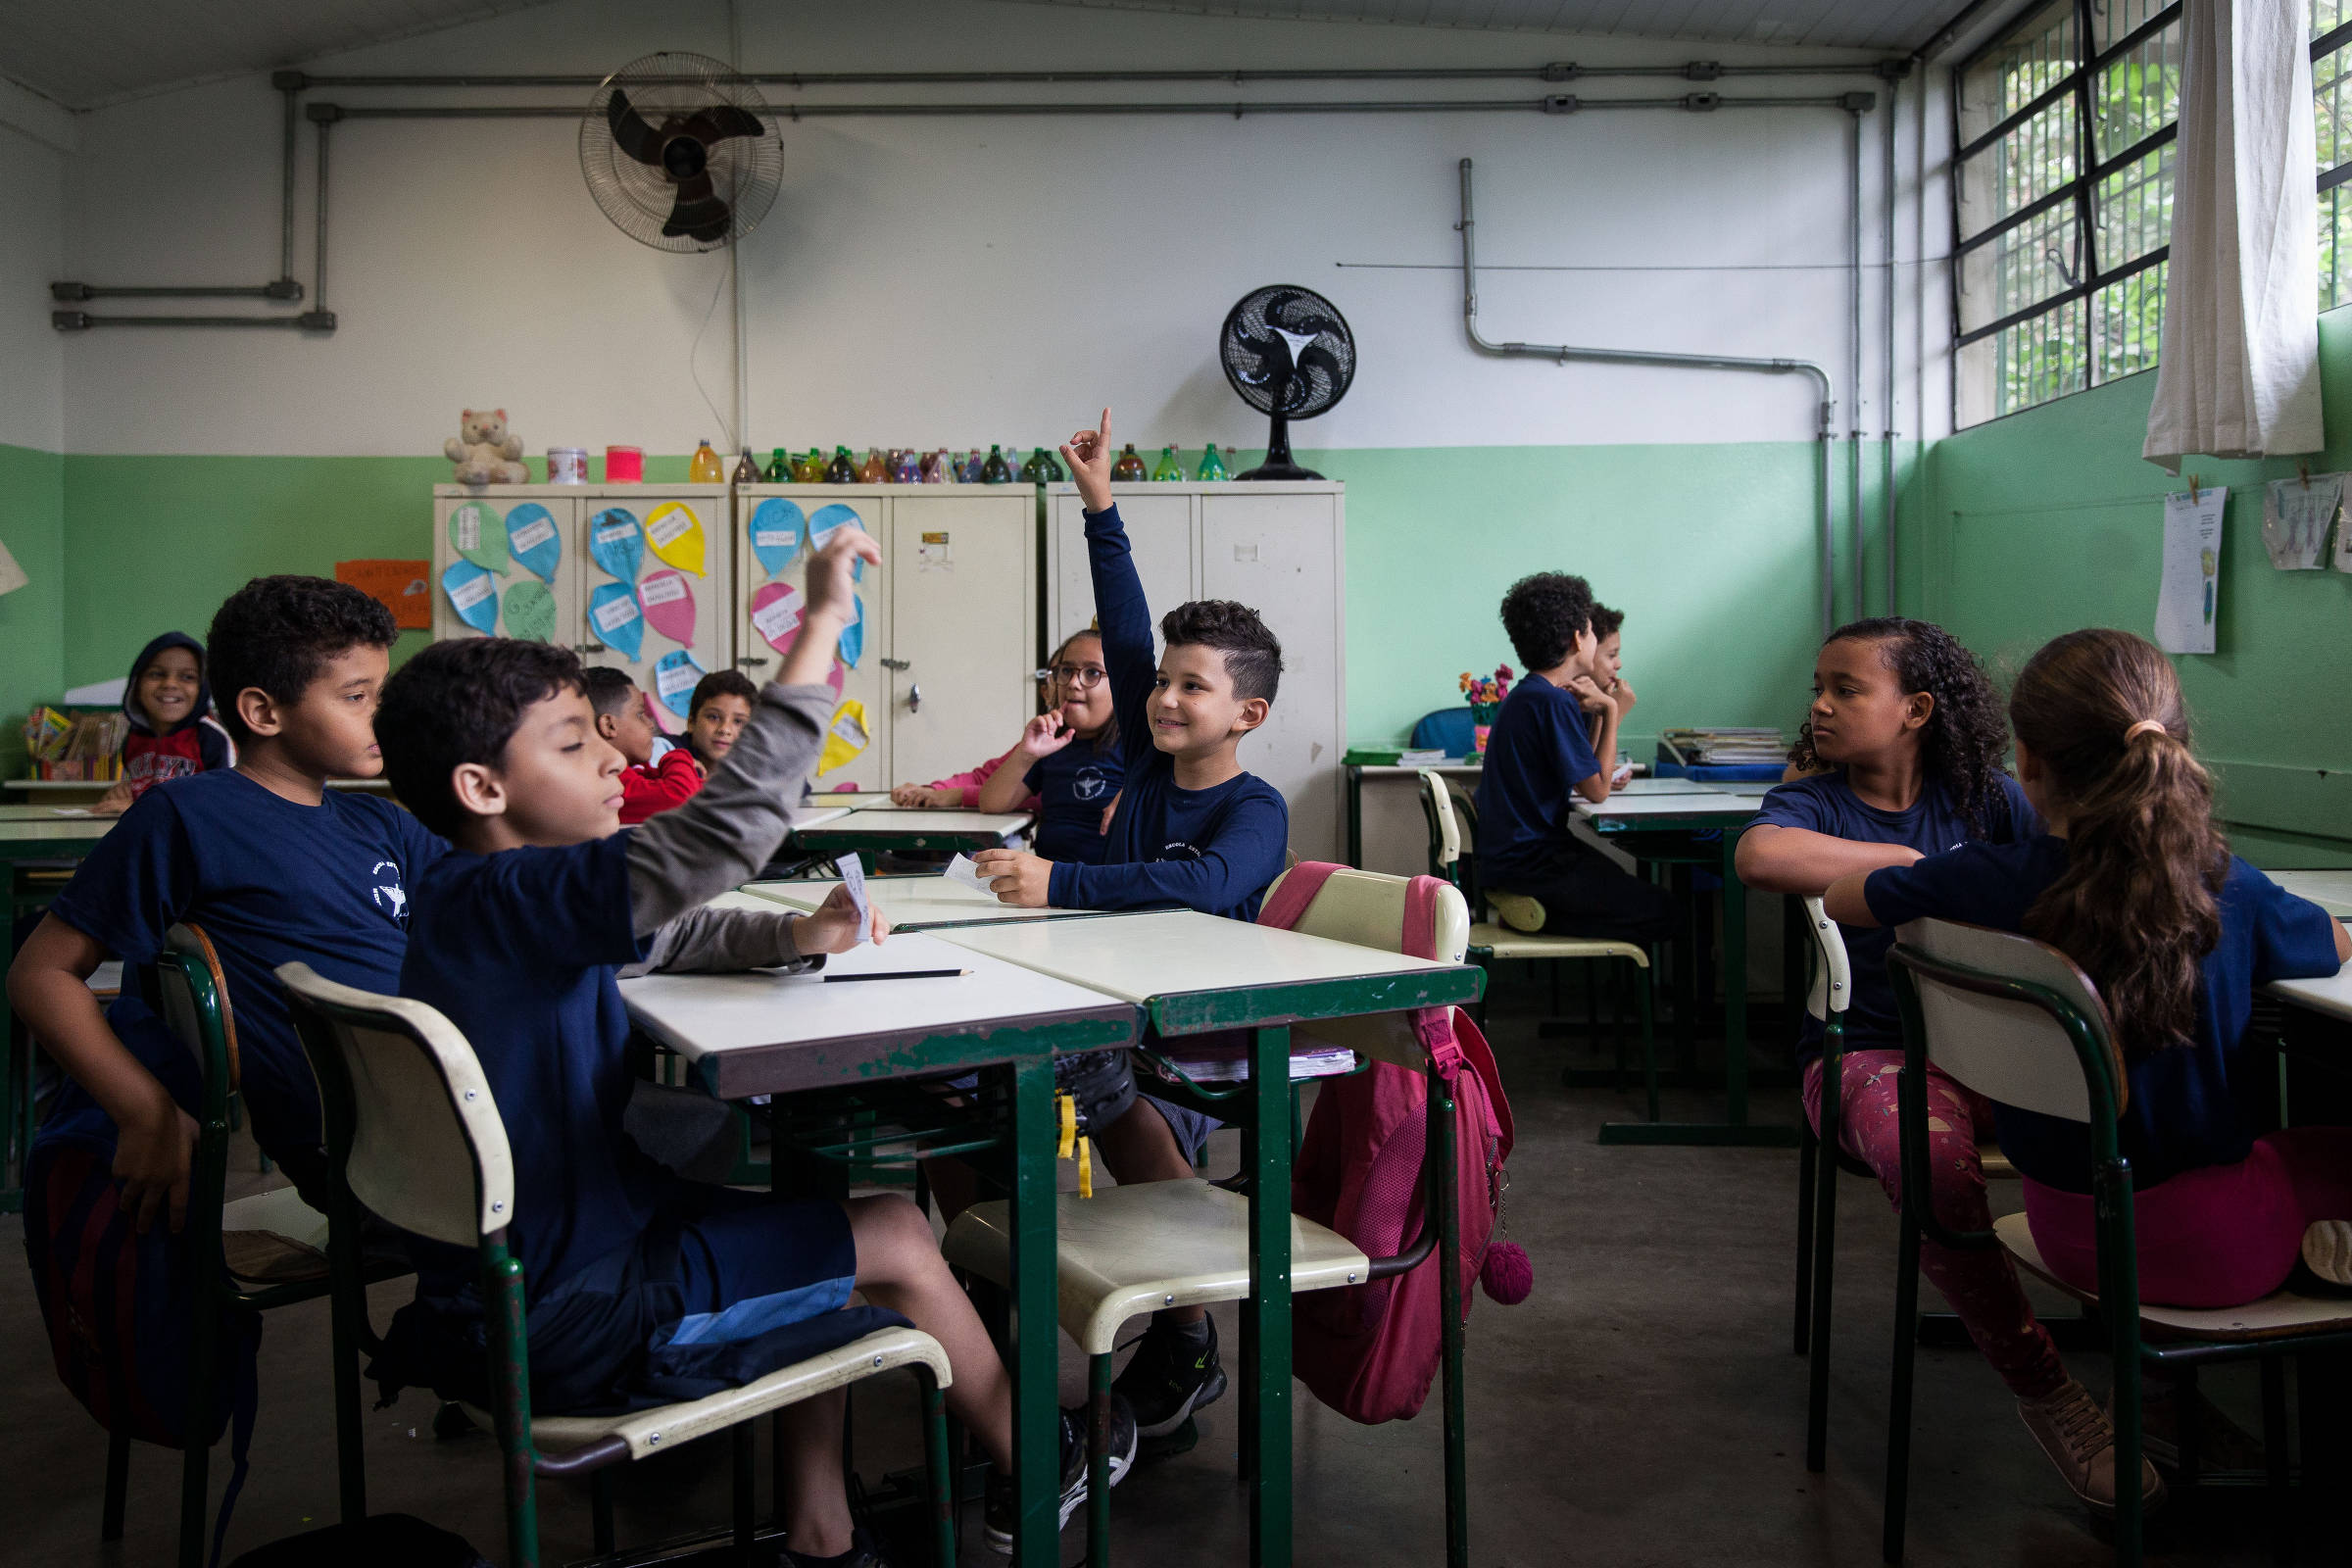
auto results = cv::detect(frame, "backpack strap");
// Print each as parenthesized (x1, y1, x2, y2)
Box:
(1255, 860, 1345, 933)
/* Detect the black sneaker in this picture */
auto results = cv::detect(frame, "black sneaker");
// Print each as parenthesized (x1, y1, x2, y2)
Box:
(1112, 1316, 1228, 1439)
(981, 1397, 1138, 1555)
(779, 1526, 891, 1568)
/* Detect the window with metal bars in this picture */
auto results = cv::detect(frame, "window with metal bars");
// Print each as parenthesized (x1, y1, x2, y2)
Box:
(1955, 2, 2352, 425)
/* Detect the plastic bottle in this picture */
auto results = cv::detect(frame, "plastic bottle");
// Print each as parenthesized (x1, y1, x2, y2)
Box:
(961, 450, 986, 483)
(689, 440, 725, 483)
(858, 447, 888, 483)
(826, 445, 858, 483)
(1038, 446, 1065, 482)
(1111, 443, 1149, 482)
(794, 449, 821, 482)
(731, 448, 760, 483)
(1197, 443, 1230, 481)
(981, 444, 1012, 483)
(763, 447, 790, 482)
(1152, 444, 1184, 481)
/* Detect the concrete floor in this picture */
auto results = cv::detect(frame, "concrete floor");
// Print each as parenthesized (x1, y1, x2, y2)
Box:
(0, 969, 2300, 1566)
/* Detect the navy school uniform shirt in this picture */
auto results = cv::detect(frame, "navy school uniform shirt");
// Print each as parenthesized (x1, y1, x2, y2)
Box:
(1473, 673, 1604, 892)
(1025, 737, 1123, 865)
(46, 767, 444, 1155)
(1865, 840, 2342, 1192)
(1044, 506, 1289, 921)
(1752, 769, 2040, 1052)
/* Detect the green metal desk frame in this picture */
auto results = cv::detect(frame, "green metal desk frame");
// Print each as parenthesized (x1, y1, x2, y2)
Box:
(2, 823, 113, 1211)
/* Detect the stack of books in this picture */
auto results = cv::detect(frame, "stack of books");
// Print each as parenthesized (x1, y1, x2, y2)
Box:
(1149, 1041, 1358, 1085)
(1659, 727, 1788, 767)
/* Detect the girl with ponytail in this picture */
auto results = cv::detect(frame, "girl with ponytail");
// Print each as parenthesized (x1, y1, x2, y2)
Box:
(1830, 626, 2349, 1305)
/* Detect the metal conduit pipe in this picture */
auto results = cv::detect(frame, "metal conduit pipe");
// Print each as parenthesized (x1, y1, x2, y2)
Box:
(288, 61, 1901, 90)
(1456, 157, 1840, 639)
(1848, 107, 1864, 622)
(320, 94, 1864, 121)
(1883, 80, 1899, 616)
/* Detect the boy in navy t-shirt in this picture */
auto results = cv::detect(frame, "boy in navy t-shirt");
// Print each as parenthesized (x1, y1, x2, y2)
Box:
(372, 526, 1125, 1561)
(1473, 571, 1675, 941)
(967, 408, 1286, 1444)
(9, 576, 440, 1227)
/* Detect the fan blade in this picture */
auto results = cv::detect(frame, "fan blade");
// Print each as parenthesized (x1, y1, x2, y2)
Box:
(606, 89, 665, 166)
(1295, 343, 1347, 388)
(662, 174, 734, 242)
(679, 105, 769, 145)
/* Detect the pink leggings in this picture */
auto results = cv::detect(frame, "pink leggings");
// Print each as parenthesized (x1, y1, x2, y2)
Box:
(2022, 1127, 2352, 1308)
(1805, 1050, 2068, 1400)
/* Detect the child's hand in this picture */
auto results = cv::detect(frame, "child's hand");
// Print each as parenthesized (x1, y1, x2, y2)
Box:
(891, 783, 931, 807)
(971, 848, 1053, 907)
(115, 1096, 198, 1234)
(1016, 712, 1076, 760)
(1611, 677, 1639, 715)
(797, 883, 891, 954)
(804, 525, 883, 626)
(1099, 790, 1121, 836)
(1061, 408, 1115, 514)
(91, 781, 134, 817)
(1564, 674, 1614, 715)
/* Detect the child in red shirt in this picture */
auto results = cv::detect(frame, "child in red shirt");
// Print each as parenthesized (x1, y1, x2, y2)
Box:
(94, 632, 233, 815)
(583, 666, 702, 824)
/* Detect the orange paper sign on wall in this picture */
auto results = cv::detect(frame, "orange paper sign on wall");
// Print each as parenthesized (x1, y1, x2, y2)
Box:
(337, 559, 432, 629)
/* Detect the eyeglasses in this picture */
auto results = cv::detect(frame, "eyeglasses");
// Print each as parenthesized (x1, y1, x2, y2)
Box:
(1051, 663, 1108, 689)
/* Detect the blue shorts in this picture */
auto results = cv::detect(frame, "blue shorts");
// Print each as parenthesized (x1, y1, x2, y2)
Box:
(673, 1185, 858, 1329)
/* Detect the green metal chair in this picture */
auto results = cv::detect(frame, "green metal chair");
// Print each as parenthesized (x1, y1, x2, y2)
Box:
(277, 960, 960, 1568)
(1883, 918, 2352, 1565)
(1415, 769, 1656, 1111)
(1790, 895, 1864, 1471)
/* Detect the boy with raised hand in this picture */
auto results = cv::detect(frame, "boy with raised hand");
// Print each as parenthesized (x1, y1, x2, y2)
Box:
(372, 524, 1129, 1565)
(967, 408, 1287, 1447)
(7, 576, 443, 1228)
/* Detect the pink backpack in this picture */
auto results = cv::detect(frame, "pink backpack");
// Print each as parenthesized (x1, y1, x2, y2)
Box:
(1260, 863, 1529, 1425)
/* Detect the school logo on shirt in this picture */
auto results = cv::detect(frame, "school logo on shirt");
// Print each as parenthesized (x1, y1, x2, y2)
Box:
(1157, 841, 1201, 862)
(369, 860, 410, 925)
(1073, 764, 1111, 802)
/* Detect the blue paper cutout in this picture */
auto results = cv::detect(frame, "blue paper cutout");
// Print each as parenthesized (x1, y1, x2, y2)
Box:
(839, 593, 865, 668)
(747, 499, 804, 577)
(588, 581, 645, 662)
(441, 560, 500, 634)
(589, 508, 645, 583)
(653, 650, 707, 720)
(807, 503, 862, 552)
(505, 503, 563, 583)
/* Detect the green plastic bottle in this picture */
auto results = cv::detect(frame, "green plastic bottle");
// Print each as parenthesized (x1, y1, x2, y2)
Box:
(1197, 443, 1230, 481)
(981, 444, 1012, 483)
(826, 445, 858, 483)
(763, 447, 790, 482)
(1152, 444, 1184, 481)
(1017, 448, 1043, 483)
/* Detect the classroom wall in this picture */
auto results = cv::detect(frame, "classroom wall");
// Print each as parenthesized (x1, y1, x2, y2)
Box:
(1910, 310, 2352, 866)
(38, 0, 1936, 756)
(1, 115, 69, 776)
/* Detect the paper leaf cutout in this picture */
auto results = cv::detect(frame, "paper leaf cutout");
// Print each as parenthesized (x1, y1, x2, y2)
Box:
(587, 581, 645, 662)
(441, 560, 499, 633)
(448, 502, 507, 573)
(503, 577, 556, 643)
(750, 581, 805, 651)
(589, 508, 645, 583)
(817, 699, 870, 776)
(639, 567, 697, 646)
(747, 498, 805, 577)
(653, 649, 706, 719)
(645, 502, 707, 575)
(505, 503, 562, 583)
(838, 593, 865, 668)
(807, 503, 863, 554)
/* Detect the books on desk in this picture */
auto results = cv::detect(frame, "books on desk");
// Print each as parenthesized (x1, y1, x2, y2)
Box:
(1150, 1041, 1358, 1084)
(1660, 727, 1788, 766)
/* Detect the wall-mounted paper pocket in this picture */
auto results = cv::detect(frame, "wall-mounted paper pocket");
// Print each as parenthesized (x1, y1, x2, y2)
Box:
(654, 649, 707, 720)
(503, 577, 557, 643)
(640, 567, 697, 646)
(506, 503, 563, 583)
(751, 581, 804, 650)
(589, 508, 645, 583)
(645, 502, 707, 575)
(748, 498, 804, 577)
(441, 559, 500, 633)
(449, 502, 508, 573)
(588, 581, 645, 662)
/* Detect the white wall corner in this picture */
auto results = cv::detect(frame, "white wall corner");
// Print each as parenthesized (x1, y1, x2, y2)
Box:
(0, 76, 78, 155)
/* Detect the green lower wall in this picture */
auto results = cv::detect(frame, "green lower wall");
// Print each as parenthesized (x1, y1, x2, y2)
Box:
(0, 443, 65, 778)
(1906, 308, 2352, 859)
(50, 442, 1902, 767)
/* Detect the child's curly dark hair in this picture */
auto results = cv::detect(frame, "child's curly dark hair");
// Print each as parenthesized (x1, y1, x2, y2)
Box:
(1787, 616, 2013, 834)
(1497, 571, 1595, 671)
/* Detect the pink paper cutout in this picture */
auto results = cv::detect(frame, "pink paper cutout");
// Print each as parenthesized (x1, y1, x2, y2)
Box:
(750, 580, 805, 652)
(765, 623, 849, 697)
(639, 567, 697, 646)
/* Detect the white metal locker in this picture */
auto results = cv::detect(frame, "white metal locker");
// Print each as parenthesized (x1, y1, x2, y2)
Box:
(431, 487, 582, 647)
(732, 487, 894, 790)
(886, 490, 1037, 789)
(1048, 488, 1194, 654)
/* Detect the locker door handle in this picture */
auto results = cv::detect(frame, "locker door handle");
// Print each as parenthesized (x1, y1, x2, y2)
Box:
(738, 656, 770, 668)
(906, 683, 921, 712)
(879, 658, 911, 672)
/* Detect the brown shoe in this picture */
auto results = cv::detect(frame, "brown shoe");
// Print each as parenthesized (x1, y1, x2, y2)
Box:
(2017, 1379, 2167, 1519)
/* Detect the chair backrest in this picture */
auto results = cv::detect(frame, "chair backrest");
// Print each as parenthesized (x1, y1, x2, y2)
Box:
(1800, 897, 1850, 1025)
(1415, 768, 1462, 874)
(1886, 919, 2119, 1125)
(276, 962, 514, 1249)
(1265, 864, 1470, 964)
(154, 924, 236, 1102)
(1408, 707, 1476, 756)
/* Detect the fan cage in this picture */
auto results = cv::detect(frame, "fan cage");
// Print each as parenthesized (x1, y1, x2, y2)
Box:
(1219, 285, 1356, 418)
(580, 51, 784, 254)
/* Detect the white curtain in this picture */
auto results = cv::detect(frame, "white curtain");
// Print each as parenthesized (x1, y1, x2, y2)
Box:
(2143, 0, 2325, 470)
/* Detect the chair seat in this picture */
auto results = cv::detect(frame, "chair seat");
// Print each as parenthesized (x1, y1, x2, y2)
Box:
(1467, 923, 1648, 967)
(944, 1179, 1371, 1355)
(488, 1326, 951, 1462)
(221, 1186, 331, 1285)
(1979, 1145, 2018, 1182)
(1995, 1213, 2352, 1341)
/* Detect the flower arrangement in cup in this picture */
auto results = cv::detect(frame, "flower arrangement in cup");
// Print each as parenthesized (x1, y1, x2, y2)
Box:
(1459, 664, 1512, 754)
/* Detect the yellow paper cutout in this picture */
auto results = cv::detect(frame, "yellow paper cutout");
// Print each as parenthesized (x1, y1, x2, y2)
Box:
(644, 502, 708, 576)
(816, 699, 870, 776)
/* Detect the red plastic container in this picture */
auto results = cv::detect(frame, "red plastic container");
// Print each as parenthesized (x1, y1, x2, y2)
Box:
(605, 445, 644, 483)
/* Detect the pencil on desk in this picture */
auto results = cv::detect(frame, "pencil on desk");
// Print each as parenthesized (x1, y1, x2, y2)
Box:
(824, 968, 972, 982)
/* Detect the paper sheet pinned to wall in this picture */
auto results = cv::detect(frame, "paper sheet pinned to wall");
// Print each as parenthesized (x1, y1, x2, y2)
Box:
(449, 502, 508, 573)
(2156, 487, 2228, 655)
(502, 577, 556, 643)
(506, 503, 563, 582)
(590, 509, 645, 583)
(2263, 474, 2340, 569)
(441, 560, 500, 633)
(639, 567, 697, 646)
(653, 650, 707, 719)
(748, 498, 804, 577)
(588, 581, 645, 662)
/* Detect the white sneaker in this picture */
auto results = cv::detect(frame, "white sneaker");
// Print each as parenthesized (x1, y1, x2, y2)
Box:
(2017, 1378, 2166, 1519)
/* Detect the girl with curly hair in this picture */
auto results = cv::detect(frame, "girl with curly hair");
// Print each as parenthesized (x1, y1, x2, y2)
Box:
(1737, 619, 2126, 1512)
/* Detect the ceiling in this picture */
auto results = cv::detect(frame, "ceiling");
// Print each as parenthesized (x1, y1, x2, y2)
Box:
(995, 0, 1965, 51)
(0, 0, 559, 111)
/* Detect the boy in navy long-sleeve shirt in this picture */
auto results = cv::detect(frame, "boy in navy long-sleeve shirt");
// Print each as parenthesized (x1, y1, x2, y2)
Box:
(969, 407, 1287, 1442)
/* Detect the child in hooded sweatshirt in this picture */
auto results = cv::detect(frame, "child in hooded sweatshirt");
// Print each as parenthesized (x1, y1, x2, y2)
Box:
(94, 632, 233, 815)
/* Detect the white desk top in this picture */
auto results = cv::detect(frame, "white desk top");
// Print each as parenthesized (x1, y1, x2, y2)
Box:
(1574, 790, 1762, 821)
(1615, 777, 1717, 796)
(619, 929, 1137, 1097)
(788, 806, 853, 832)
(805, 808, 1032, 840)
(1355, 762, 1483, 777)
(2273, 869, 2352, 919)
(0, 804, 115, 842)
(741, 873, 1098, 929)
(2274, 969, 2352, 1024)
(806, 791, 900, 810)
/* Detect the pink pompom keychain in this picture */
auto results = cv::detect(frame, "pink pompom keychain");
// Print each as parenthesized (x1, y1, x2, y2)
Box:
(1480, 1239, 1534, 1305)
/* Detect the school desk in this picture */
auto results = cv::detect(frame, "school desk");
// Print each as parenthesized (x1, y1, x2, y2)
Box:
(1345, 761, 1482, 873)
(1570, 789, 1794, 1147)
(739, 872, 1110, 930)
(791, 808, 1034, 859)
(931, 911, 1485, 1567)
(2, 777, 395, 807)
(0, 806, 117, 1211)
(618, 929, 1138, 1568)
(2273, 869, 2352, 920)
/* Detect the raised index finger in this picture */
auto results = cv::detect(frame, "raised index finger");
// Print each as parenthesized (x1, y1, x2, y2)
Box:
(1098, 408, 1112, 448)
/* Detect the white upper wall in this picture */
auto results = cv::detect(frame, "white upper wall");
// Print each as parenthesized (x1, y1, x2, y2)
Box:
(1, 116, 66, 451)
(52, 0, 1947, 458)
